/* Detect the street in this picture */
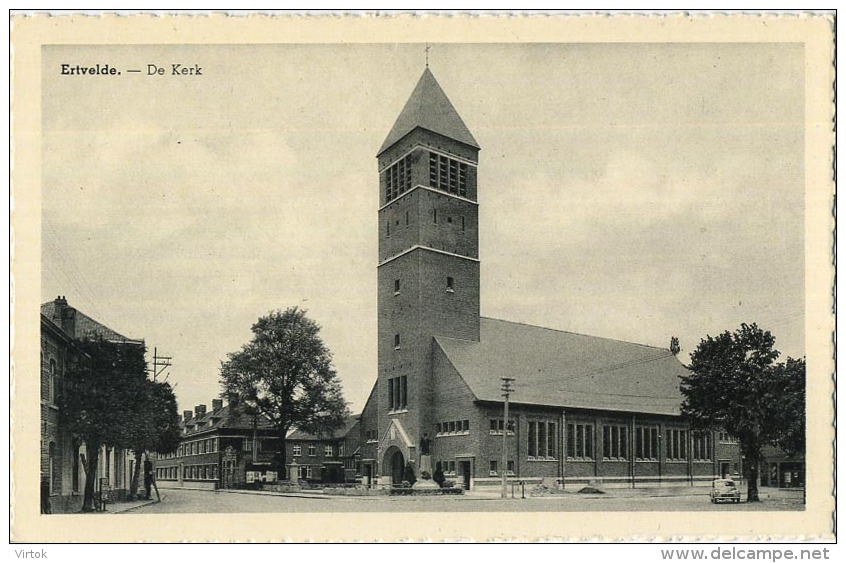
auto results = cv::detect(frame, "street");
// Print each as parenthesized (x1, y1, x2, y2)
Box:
(126, 487, 804, 514)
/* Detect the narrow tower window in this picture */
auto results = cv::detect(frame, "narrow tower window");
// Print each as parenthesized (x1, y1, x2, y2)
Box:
(386, 221, 391, 237)
(446, 277, 454, 292)
(394, 279, 400, 294)
(405, 210, 409, 226)
(394, 334, 401, 349)
(433, 209, 438, 224)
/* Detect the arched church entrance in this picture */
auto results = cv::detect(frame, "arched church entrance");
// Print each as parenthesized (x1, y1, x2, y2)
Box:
(383, 447, 405, 485)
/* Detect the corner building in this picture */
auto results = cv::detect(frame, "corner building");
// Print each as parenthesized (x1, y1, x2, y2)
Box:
(361, 69, 741, 490)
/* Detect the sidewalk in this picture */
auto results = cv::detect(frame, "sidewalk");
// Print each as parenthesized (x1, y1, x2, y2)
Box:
(48, 496, 158, 514)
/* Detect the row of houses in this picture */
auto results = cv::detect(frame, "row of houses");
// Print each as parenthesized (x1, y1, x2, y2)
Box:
(154, 400, 362, 489)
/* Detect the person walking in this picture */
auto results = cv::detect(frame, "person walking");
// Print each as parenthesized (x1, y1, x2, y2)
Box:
(143, 456, 154, 500)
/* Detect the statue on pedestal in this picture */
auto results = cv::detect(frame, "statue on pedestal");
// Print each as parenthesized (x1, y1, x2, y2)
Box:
(419, 433, 431, 455)
(413, 432, 439, 490)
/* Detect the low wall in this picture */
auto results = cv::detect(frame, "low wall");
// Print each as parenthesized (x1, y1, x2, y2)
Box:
(157, 480, 217, 491)
(472, 475, 718, 492)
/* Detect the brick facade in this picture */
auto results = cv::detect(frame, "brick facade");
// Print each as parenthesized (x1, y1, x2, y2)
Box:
(363, 69, 744, 491)
(284, 416, 361, 483)
(40, 298, 143, 512)
(155, 400, 280, 490)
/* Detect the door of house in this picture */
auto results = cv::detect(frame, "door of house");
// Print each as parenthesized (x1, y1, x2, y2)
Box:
(720, 461, 731, 478)
(459, 460, 472, 490)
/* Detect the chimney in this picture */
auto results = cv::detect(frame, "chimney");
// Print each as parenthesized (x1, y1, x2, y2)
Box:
(54, 296, 76, 337)
(212, 399, 223, 412)
(183, 410, 193, 421)
(195, 404, 207, 418)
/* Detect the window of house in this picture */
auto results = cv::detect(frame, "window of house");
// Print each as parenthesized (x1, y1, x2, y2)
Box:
(666, 429, 688, 461)
(325, 445, 333, 457)
(243, 439, 252, 452)
(436, 422, 442, 434)
(338, 443, 345, 457)
(463, 420, 470, 432)
(566, 423, 594, 460)
(446, 277, 454, 292)
(602, 425, 629, 460)
(490, 460, 498, 476)
(692, 432, 712, 461)
(394, 334, 401, 349)
(635, 427, 660, 461)
(394, 279, 401, 294)
(308, 444, 317, 457)
(293, 444, 301, 456)
(48, 359, 57, 404)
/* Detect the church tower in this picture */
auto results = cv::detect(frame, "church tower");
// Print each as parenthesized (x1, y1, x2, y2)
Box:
(375, 68, 480, 482)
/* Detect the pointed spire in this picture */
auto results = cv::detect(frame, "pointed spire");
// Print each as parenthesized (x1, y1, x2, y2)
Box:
(378, 68, 480, 156)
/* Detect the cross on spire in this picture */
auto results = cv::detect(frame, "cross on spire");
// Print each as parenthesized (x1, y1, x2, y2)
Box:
(425, 43, 430, 68)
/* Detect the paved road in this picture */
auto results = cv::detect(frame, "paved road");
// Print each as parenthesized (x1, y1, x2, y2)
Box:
(126, 487, 803, 514)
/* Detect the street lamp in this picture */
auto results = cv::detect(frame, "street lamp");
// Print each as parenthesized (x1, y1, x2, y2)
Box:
(501, 377, 515, 499)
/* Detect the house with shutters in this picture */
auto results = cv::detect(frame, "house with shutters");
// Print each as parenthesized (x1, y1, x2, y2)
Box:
(358, 68, 742, 491)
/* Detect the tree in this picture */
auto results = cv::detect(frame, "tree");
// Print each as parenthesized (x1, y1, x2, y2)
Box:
(680, 323, 805, 502)
(769, 357, 806, 458)
(60, 337, 147, 511)
(126, 379, 181, 499)
(219, 307, 349, 475)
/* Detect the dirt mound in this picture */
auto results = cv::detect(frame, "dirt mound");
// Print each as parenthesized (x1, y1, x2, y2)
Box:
(577, 486, 605, 494)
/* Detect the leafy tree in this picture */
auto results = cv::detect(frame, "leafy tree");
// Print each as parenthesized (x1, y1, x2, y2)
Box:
(681, 323, 805, 502)
(60, 337, 147, 511)
(126, 379, 181, 499)
(769, 357, 806, 458)
(219, 307, 349, 475)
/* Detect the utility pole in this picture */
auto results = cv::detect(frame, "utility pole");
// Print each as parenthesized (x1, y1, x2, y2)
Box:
(501, 377, 515, 499)
(149, 347, 172, 382)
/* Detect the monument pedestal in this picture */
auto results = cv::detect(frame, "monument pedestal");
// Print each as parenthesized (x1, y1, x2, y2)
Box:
(412, 455, 439, 490)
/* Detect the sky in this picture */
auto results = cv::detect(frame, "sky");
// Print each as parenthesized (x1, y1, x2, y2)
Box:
(41, 42, 805, 414)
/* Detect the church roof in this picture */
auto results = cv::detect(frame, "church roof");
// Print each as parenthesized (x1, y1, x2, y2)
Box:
(434, 318, 688, 417)
(378, 68, 480, 155)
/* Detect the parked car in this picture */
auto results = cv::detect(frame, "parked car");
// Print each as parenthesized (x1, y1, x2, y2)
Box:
(710, 478, 741, 504)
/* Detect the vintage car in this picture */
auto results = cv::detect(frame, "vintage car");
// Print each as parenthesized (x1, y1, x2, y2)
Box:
(710, 478, 741, 503)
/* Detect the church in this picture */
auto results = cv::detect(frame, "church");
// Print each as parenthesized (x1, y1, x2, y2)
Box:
(358, 67, 742, 491)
